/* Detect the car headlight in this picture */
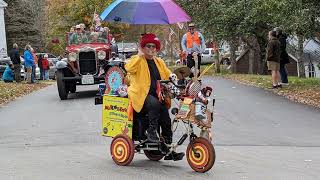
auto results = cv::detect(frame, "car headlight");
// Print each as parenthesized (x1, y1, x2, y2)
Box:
(69, 52, 77, 62)
(98, 51, 106, 60)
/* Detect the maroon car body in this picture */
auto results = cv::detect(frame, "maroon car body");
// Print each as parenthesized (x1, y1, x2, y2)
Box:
(56, 32, 113, 100)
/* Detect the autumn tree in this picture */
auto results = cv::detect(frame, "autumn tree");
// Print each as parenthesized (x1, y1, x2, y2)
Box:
(176, 0, 320, 77)
(5, 0, 46, 52)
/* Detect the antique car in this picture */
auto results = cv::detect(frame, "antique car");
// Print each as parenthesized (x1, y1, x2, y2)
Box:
(56, 31, 113, 100)
(117, 42, 138, 60)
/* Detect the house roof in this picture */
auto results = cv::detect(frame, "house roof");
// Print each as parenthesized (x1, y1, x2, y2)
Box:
(287, 37, 320, 63)
(236, 49, 249, 62)
(0, 0, 7, 8)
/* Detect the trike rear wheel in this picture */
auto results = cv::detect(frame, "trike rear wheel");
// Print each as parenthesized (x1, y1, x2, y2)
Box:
(110, 135, 135, 166)
(186, 137, 215, 173)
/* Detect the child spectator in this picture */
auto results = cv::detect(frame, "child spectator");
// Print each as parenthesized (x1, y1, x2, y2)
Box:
(42, 54, 50, 80)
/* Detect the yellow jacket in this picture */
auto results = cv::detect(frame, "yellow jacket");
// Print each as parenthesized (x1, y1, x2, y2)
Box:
(125, 55, 171, 112)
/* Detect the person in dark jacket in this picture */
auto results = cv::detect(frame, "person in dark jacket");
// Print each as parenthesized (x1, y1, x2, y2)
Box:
(38, 54, 43, 80)
(9, 43, 21, 82)
(266, 30, 281, 89)
(2, 63, 14, 83)
(274, 27, 290, 85)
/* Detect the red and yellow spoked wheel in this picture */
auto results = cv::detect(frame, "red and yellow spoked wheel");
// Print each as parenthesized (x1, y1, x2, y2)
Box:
(110, 135, 135, 166)
(186, 137, 215, 173)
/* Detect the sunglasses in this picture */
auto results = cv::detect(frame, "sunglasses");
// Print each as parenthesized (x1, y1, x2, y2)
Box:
(145, 44, 156, 49)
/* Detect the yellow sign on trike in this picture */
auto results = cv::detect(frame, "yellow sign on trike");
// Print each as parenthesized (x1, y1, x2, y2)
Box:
(102, 96, 132, 138)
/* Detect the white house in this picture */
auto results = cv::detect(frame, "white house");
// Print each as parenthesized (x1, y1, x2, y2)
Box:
(0, 0, 7, 58)
(288, 37, 320, 78)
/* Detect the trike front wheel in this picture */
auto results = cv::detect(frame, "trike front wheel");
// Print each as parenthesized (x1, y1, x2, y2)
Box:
(186, 137, 215, 173)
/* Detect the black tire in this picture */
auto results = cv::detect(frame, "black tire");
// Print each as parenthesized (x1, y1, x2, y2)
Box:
(144, 150, 164, 161)
(69, 82, 76, 93)
(56, 70, 68, 100)
(52, 72, 56, 80)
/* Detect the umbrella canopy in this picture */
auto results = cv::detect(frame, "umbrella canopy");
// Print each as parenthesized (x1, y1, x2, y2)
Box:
(100, 0, 191, 24)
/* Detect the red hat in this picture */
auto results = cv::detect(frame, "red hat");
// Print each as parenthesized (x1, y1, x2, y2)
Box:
(140, 33, 161, 51)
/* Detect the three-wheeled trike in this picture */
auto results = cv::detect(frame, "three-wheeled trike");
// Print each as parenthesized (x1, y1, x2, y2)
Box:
(96, 58, 216, 173)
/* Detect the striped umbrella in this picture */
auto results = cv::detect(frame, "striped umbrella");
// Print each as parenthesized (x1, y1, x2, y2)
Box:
(100, 0, 191, 25)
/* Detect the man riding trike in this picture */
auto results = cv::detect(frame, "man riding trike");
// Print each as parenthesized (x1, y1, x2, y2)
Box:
(100, 33, 215, 173)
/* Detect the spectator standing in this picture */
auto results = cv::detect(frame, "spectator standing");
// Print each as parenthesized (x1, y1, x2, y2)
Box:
(42, 54, 50, 80)
(274, 27, 290, 85)
(179, 50, 187, 65)
(24, 45, 34, 83)
(31, 48, 38, 83)
(9, 43, 21, 82)
(181, 23, 206, 77)
(38, 54, 43, 80)
(266, 30, 281, 89)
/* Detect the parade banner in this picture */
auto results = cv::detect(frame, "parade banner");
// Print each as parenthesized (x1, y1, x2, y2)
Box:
(102, 96, 132, 138)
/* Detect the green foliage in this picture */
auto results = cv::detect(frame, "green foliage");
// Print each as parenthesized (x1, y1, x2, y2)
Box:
(177, 0, 320, 41)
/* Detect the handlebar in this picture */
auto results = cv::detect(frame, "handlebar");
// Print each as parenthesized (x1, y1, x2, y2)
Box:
(159, 80, 186, 89)
(159, 80, 170, 84)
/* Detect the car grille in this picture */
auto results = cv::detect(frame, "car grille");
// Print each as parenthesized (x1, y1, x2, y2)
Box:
(79, 51, 97, 75)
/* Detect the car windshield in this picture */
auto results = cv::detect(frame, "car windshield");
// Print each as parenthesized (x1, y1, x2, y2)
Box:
(203, 49, 210, 54)
(0, 60, 11, 65)
(68, 31, 109, 45)
(117, 43, 138, 52)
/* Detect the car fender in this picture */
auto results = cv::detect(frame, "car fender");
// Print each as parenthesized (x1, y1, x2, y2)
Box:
(56, 61, 68, 69)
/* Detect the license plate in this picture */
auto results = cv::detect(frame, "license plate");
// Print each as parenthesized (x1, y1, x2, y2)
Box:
(81, 75, 94, 84)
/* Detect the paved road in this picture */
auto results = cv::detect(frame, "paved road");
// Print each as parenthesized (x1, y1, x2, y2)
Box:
(0, 77, 319, 180)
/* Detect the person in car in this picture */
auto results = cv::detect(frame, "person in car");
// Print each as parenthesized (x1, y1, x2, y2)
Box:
(125, 33, 185, 161)
(70, 25, 89, 44)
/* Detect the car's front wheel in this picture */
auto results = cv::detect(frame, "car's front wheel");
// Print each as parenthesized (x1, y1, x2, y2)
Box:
(69, 82, 76, 93)
(56, 70, 68, 100)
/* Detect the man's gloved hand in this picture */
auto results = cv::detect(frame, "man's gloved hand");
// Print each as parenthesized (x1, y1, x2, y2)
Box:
(169, 73, 177, 82)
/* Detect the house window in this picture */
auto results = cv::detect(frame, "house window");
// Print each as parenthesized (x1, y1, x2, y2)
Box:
(306, 62, 316, 78)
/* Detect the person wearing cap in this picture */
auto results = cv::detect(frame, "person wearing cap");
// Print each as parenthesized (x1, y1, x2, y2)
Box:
(2, 62, 14, 83)
(125, 33, 185, 161)
(274, 27, 289, 85)
(70, 24, 88, 44)
(42, 54, 50, 80)
(181, 23, 206, 77)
